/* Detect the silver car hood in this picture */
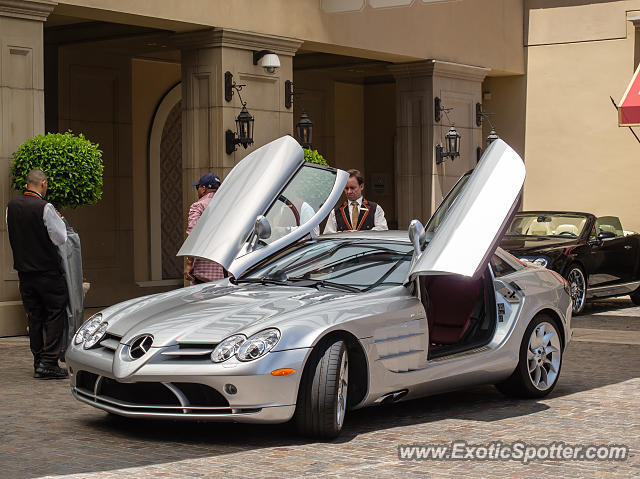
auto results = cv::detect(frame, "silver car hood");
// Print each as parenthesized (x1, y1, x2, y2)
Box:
(104, 282, 358, 347)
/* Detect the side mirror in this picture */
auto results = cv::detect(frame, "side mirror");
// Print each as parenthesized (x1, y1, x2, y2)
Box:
(254, 215, 271, 240)
(408, 219, 425, 256)
(597, 231, 616, 240)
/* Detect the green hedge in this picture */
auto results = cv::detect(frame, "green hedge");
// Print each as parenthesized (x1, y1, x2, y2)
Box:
(303, 148, 329, 166)
(10, 131, 103, 209)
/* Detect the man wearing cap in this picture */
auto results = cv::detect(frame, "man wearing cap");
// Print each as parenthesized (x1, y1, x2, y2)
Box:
(184, 173, 225, 284)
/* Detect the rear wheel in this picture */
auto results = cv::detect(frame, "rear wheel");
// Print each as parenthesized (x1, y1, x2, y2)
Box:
(294, 339, 348, 439)
(565, 264, 586, 314)
(496, 314, 563, 398)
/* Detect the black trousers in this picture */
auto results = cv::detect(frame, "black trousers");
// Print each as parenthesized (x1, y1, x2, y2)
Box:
(18, 270, 68, 367)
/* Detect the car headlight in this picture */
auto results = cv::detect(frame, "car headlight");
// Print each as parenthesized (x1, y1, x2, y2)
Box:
(519, 256, 549, 268)
(211, 334, 246, 363)
(83, 321, 109, 349)
(236, 329, 281, 362)
(74, 314, 103, 345)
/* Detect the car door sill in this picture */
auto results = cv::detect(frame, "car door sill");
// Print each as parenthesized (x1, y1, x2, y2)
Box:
(429, 345, 491, 362)
(587, 280, 640, 298)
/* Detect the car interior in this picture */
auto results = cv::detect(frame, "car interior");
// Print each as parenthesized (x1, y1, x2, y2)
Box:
(419, 268, 497, 359)
(593, 216, 625, 238)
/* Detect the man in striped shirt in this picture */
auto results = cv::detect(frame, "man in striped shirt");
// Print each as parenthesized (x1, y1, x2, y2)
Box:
(184, 173, 225, 284)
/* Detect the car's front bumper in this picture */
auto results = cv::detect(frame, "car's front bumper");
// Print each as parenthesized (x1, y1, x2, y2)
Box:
(66, 346, 309, 424)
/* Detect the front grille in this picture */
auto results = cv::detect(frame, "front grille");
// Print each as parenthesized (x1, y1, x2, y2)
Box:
(73, 371, 238, 416)
(76, 370, 99, 392)
(99, 377, 179, 406)
(173, 383, 228, 407)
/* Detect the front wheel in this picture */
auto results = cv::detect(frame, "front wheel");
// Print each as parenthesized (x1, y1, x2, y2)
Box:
(294, 339, 348, 439)
(565, 264, 587, 314)
(496, 314, 563, 398)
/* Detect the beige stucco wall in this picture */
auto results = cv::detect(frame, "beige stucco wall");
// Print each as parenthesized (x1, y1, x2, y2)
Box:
(52, 0, 524, 73)
(481, 75, 527, 160)
(364, 82, 396, 228)
(0, 3, 54, 336)
(334, 82, 365, 174)
(523, 1, 640, 232)
(131, 58, 181, 283)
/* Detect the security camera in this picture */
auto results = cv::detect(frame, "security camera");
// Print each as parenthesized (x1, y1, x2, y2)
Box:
(253, 50, 280, 74)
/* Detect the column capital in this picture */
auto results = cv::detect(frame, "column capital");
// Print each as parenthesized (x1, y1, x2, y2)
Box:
(389, 59, 489, 82)
(0, 0, 56, 21)
(173, 27, 303, 56)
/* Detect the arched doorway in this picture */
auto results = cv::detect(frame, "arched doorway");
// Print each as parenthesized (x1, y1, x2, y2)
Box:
(149, 83, 183, 280)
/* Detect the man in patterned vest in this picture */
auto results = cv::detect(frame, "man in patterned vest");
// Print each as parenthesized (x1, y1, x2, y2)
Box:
(324, 169, 388, 233)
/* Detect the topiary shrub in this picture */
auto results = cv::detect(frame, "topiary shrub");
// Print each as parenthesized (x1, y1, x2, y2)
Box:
(303, 148, 329, 166)
(10, 131, 103, 209)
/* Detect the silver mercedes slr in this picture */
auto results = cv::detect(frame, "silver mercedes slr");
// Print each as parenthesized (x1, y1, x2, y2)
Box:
(66, 136, 572, 439)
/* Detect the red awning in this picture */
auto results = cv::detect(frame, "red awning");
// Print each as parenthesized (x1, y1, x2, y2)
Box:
(619, 63, 640, 126)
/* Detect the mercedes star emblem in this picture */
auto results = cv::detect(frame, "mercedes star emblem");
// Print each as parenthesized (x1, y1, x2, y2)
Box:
(129, 335, 153, 359)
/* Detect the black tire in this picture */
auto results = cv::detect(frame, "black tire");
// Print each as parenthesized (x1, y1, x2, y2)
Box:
(294, 339, 349, 439)
(630, 287, 640, 305)
(496, 314, 563, 398)
(564, 264, 587, 315)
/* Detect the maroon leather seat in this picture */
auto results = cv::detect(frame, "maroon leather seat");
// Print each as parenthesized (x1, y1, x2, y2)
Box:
(423, 275, 484, 345)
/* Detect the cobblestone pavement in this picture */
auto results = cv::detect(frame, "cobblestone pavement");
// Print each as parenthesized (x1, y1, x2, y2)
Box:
(1, 298, 638, 479)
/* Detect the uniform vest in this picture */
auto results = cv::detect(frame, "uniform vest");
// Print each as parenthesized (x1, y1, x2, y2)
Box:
(334, 199, 378, 231)
(7, 193, 62, 273)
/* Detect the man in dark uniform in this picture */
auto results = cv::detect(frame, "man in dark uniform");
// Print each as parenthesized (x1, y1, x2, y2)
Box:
(324, 169, 388, 233)
(6, 169, 69, 379)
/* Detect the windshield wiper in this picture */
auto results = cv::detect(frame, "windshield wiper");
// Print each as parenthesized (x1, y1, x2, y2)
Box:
(286, 277, 360, 293)
(235, 277, 289, 286)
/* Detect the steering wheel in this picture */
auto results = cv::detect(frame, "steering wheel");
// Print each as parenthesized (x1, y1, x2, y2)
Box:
(557, 231, 577, 237)
(277, 194, 301, 226)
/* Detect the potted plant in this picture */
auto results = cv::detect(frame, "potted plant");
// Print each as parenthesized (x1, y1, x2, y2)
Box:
(10, 131, 103, 342)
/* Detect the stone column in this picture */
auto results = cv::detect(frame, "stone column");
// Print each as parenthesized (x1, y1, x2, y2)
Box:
(0, 0, 55, 336)
(389, 60, 488, 229)
(173, 28, 302, 224)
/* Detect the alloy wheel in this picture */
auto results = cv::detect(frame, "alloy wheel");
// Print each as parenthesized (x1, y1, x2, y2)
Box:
(567, 267, 586, 313)
(336, 352, 348, 427)
(527, 321, 561, 390)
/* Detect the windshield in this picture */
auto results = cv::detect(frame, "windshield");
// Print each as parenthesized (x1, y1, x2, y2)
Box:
(506, 213, 588, 238)
(242, 239, 413, 292)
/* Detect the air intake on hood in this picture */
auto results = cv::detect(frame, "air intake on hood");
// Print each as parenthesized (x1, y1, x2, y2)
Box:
(161, 342, 218, 360)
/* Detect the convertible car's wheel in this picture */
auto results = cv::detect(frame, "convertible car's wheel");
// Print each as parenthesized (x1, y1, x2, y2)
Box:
(630, 287, 640, 305)
(496, 314, 563, 398)
(565, 264, 586, 315)
(294, 339, 348, 439)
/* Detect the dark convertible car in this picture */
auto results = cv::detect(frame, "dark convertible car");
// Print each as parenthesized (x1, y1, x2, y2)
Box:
(501, 212, 640, 313)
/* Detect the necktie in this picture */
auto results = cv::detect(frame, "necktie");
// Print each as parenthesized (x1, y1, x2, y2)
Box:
(351, 202, 359, 230)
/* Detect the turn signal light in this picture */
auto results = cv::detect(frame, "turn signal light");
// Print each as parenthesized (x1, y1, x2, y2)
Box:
(271, 368, 295, 376)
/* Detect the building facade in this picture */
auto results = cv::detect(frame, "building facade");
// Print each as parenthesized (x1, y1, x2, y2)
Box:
(1, 0, 638, 335)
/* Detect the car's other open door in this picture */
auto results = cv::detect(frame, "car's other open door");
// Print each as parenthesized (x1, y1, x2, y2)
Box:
(408, 139, 525, 280)
(178, 136, 348, 277)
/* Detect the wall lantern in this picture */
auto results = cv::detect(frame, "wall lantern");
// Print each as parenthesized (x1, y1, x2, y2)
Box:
(476, 103, 500, 160)
(224, 71, 255, 154)
(486, 128, 499, 146)
(436, 125, 461, 164)
(284, 80, 294, 109)
(296, 110, 313, 149)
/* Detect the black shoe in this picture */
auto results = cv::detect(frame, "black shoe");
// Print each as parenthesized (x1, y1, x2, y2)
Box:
(34, 363, 68, 380)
